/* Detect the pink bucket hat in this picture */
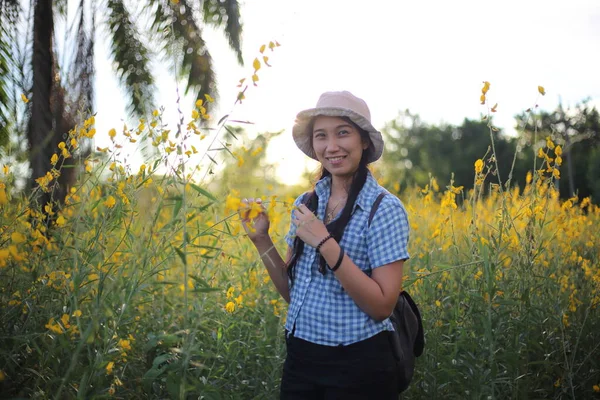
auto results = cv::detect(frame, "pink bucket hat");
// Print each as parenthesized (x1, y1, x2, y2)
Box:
(292, 91, 384, 163)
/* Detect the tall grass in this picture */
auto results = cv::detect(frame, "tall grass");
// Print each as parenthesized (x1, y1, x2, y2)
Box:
(1, 83, 599, 399)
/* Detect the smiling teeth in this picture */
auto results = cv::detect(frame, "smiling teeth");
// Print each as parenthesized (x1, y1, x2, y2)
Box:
(329, 157, 344, 161)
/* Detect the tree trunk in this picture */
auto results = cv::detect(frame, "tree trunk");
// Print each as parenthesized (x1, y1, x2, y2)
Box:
(29, 0, 55, 206)
(564, 134, 575, 197)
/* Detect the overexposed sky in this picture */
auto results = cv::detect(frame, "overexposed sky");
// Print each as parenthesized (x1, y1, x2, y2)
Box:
(93, 0, 600, 184)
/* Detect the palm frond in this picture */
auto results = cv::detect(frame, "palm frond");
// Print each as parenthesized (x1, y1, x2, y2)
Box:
(201, 0, 243, 65)
(68, 0, 95, 114)
(153, 0, 216, 106)
(106, 0, 154, 117)
(0, 0, 20, 147)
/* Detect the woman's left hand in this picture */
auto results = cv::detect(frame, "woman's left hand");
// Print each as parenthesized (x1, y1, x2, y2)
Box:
(292, 204, 331, 248)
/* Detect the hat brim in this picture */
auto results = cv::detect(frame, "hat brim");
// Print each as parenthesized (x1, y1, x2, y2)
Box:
(292, 107, 384, 163)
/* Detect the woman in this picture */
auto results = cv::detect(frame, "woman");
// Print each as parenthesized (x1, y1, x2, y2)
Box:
(241, 91, 410, 399)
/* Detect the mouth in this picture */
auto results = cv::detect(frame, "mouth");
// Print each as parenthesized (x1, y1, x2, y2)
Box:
(326, 156, 347, 164)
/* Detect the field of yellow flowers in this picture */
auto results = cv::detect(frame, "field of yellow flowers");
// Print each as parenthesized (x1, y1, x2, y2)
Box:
(1, 100, 599, 399)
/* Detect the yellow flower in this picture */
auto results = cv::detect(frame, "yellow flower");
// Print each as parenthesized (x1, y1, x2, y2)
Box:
(235, 294, 243, 306)
(224, 193, 241, 214)
(83, 115, 95, 128)
(106, 361, 114, 375)
(45, 318, 64, 334)
(474, 159, 484, 174)
(73, 310, 82, 317)
(21, 93, 29, 103)
(56, 215, 66, 227)
(204, 94, 214, 103)
(552, 168, 560, 179)
(118, 339, 131, 351)
(50, 153, 59, 166)
(593, 385, 600, 393)
(481, 81, 490, 95)
(538, 85, 546, 96)
(60, 314, 70, 328)
(11, 232, 26, 244)
(555, 155, 562, 166)
(109, 128, 117, 138)
(555, 145, 562, 156)
(191, 110, 199, 119)
(226, 286, 235, 299)
(435, 300, 441, 307)
(225, 302, 236, 313)
(0, 187, 7, 205)
(537, 148, 545, 159)
(104, 196, 116, 208)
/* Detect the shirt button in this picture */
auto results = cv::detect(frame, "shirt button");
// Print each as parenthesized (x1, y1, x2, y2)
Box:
(305, 278, 310, 283)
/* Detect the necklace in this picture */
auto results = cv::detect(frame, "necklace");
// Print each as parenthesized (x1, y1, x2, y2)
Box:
(325, 196, 347, 224)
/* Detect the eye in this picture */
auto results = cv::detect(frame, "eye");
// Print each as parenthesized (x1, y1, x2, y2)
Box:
(313, 131, 325, 139)
(338, 129, 349, 136)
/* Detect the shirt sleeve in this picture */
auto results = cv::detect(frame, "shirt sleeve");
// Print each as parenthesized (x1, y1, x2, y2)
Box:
(367, 199, 410, 268)
(284, 194, 306, 248)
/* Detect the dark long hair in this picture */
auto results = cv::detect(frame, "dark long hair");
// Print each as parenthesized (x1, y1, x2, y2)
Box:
(287, 117, 374, 284)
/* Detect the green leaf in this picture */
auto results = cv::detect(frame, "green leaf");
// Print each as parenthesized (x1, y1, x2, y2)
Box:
(172, 197, 182, 220)
(218, 114, 229, 125)
(189, 183, 217, 201)
(174, 246, 187, 266)
(224, 125, 238, 140)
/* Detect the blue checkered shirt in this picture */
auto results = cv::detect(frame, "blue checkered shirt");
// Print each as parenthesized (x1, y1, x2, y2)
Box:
(284, 173, 410, 346)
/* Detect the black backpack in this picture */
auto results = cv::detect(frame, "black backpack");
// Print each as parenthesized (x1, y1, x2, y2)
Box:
(302, 191, 425, 393)
(368, 192, 425, 393)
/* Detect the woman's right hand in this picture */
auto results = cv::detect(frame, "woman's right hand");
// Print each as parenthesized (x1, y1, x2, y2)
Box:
(240, 198, 270, 243)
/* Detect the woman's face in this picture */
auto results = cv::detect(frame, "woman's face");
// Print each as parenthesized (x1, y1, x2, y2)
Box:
(311, 116, 369, 179)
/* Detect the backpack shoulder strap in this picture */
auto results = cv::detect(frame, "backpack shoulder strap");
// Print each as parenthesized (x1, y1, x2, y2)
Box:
(368, 192, 386, 228)
(302, 191, 314, 206)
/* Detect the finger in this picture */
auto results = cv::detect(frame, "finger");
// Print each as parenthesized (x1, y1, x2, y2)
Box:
(296, 204, 310, 214)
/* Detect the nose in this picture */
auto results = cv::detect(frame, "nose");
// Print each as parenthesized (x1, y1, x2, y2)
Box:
(325, 136, 340, 153)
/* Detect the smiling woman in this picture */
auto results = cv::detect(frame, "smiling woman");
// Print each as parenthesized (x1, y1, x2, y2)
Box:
(310, 116, 370, 181)
(240, 91, 411, 399)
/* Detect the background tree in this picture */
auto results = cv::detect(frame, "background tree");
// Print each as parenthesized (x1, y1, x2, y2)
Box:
(0, 0, 243, 208)
(0, 0, 19, 147)
(380, 110, 530, 193)
(516, 101, 600, 201)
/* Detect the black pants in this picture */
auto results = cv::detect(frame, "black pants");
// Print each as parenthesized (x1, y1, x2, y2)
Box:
(280, 331, 399, 400)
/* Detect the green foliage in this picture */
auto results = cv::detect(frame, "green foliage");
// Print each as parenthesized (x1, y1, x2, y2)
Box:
(107, 0, 155, 117)
(380, 111, 532, 193)
(1, 106, 599, 399)
(516, 101, 600, 202)
(0, 0, 19, 148)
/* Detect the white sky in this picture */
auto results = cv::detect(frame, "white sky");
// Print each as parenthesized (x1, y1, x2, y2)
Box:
(93, 0, 600, 185)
